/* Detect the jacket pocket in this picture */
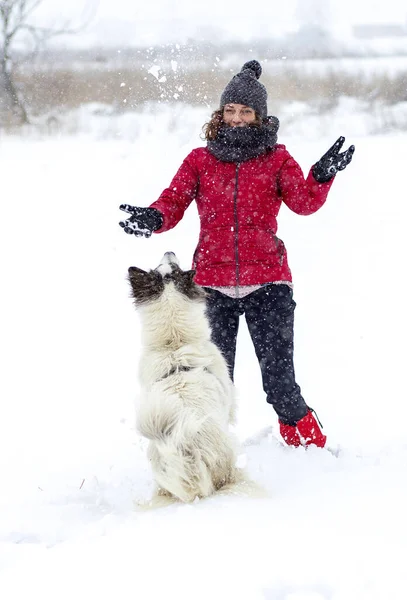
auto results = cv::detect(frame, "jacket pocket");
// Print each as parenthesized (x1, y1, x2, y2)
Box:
(272, 234, 285, 266)
(192, 234, 203, 269)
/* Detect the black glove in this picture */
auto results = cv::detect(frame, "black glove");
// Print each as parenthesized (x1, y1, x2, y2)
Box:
(312, 137, 355, 183)
(119, 204, 163, 238)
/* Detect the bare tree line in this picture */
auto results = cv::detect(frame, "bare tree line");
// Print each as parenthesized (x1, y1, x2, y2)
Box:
(0, 0, 92, 124)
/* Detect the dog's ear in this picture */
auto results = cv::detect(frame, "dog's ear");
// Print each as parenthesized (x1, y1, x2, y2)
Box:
(175, 269, 206, 300)
(183, 269, 196, 283)
(128, 266, 164, 304)
(128, 266, 146, 276)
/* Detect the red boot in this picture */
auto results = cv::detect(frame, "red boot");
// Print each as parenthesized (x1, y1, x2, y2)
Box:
(279, 421, 302, 447)
(279, 410, 326, 448)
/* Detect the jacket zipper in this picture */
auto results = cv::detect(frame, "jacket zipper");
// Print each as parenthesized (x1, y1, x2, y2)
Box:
(233, 163, 240, 296)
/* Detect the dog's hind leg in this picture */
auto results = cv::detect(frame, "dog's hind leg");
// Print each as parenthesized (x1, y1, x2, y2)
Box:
(214, 469, 268, 499)
(135, 487, 180, 511)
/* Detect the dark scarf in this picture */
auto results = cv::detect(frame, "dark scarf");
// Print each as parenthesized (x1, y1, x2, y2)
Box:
(207, 117, 279, 163)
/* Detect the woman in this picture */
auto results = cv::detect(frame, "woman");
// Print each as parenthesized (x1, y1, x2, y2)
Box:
(119, 60, 355, 448)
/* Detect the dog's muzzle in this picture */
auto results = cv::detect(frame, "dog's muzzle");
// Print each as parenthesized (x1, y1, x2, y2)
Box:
(156, 251, 180, 276)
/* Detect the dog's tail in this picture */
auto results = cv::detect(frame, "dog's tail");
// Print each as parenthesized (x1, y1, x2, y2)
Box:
(137, 391, 264, 503)
(145, 414, 240, 503)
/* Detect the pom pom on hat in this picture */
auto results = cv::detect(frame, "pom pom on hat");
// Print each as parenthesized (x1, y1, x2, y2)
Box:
(241, 60, 262, 79)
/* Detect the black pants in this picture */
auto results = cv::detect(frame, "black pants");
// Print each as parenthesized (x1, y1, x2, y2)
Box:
(204, 284, 309, 426)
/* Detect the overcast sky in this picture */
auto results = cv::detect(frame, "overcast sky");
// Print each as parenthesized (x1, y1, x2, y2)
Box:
(32, 0, 407, 47)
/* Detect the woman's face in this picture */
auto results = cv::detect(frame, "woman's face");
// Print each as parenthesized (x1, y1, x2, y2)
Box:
(223, 103, 256, 127)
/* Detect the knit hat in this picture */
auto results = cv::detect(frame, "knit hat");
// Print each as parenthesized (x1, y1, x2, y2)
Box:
(220, 60, 267, 118)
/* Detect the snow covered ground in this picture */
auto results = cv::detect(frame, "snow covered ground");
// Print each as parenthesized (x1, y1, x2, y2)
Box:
(1, 103, 407, 599)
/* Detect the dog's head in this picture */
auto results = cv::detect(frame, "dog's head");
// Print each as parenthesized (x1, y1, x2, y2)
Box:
(128, 251, 206, 305)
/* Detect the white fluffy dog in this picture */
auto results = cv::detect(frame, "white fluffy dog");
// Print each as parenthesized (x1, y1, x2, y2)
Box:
(128, 252, 240, 503)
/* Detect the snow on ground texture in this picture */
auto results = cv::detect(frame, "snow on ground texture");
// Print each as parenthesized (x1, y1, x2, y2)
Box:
(1, 107, 406, 600)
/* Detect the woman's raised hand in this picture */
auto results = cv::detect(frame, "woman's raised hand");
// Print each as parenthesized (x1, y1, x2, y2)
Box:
(119, 204, 163, 237)
(312, 137, 355, 183)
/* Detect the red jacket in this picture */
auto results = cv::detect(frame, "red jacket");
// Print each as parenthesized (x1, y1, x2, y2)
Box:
(150, 144, 334, 287)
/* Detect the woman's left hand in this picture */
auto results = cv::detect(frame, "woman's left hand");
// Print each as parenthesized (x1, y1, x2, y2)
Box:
(312, 136, 355, 183)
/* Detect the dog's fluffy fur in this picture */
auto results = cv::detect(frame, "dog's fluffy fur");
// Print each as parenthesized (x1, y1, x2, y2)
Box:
(128, 252, 241, 504)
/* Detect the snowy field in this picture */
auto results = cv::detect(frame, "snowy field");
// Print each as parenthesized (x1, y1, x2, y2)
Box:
(1, 103, 407, 599)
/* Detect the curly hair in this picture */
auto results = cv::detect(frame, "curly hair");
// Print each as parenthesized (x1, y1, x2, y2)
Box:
(202, 108, 263, 141)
